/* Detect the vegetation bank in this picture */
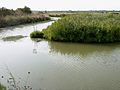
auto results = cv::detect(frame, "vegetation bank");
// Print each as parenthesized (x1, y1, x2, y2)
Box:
(31, 13, 120, 43)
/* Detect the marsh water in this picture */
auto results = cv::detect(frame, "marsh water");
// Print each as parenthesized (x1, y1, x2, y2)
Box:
(0, 18, 120, 90)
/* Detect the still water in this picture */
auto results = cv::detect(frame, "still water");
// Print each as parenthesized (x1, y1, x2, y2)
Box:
(0, 19, 120, 90)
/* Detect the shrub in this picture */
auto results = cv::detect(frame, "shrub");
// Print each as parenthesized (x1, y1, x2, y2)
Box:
(49, 14, 67, 17)
(30, 31, 44, 38)
(0, 7, 15, 16)
(16, 6, 32, 14)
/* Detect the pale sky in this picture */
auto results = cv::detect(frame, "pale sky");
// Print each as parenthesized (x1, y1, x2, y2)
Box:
(0, 0, 120, 11)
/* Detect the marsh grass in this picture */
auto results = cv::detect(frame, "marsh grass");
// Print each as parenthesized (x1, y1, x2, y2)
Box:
(0, 15, 50, 28)
(41, 13, 120, 43)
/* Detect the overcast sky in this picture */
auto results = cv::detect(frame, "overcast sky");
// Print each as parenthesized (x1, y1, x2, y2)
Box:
(0, 0, 120, 11)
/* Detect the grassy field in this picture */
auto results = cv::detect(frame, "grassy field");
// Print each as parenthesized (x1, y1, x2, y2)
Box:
(31, 13, 120, 43)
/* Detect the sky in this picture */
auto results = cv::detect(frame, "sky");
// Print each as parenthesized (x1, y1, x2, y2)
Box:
(0, 0, 120, 11)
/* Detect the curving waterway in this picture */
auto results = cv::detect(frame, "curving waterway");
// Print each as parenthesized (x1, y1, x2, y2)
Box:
(0, 18, 120, 90)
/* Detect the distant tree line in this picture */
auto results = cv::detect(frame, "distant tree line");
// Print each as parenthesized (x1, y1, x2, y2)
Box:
(0, 6, 32, 17)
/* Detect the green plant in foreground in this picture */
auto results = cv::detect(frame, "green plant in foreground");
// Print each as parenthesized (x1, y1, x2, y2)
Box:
(0, 84, 6, 90)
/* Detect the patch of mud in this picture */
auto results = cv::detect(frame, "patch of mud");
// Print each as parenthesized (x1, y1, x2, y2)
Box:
(2, 35, 27, 42)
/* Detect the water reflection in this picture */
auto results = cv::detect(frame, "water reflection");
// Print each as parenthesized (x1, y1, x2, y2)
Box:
(47, 41, 120, 68)
(48, 41, 120, 57)
(31, 38, 43, 54)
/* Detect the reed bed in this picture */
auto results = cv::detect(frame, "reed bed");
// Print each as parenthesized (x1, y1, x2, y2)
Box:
(41, 13, 120, 43)
(0, 14, 50, 28)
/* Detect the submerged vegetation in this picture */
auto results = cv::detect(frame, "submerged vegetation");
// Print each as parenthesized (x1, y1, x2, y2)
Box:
(2, 35, 27, 41)
(31, 13, 120, 43)
(0, 84, 6, 90)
